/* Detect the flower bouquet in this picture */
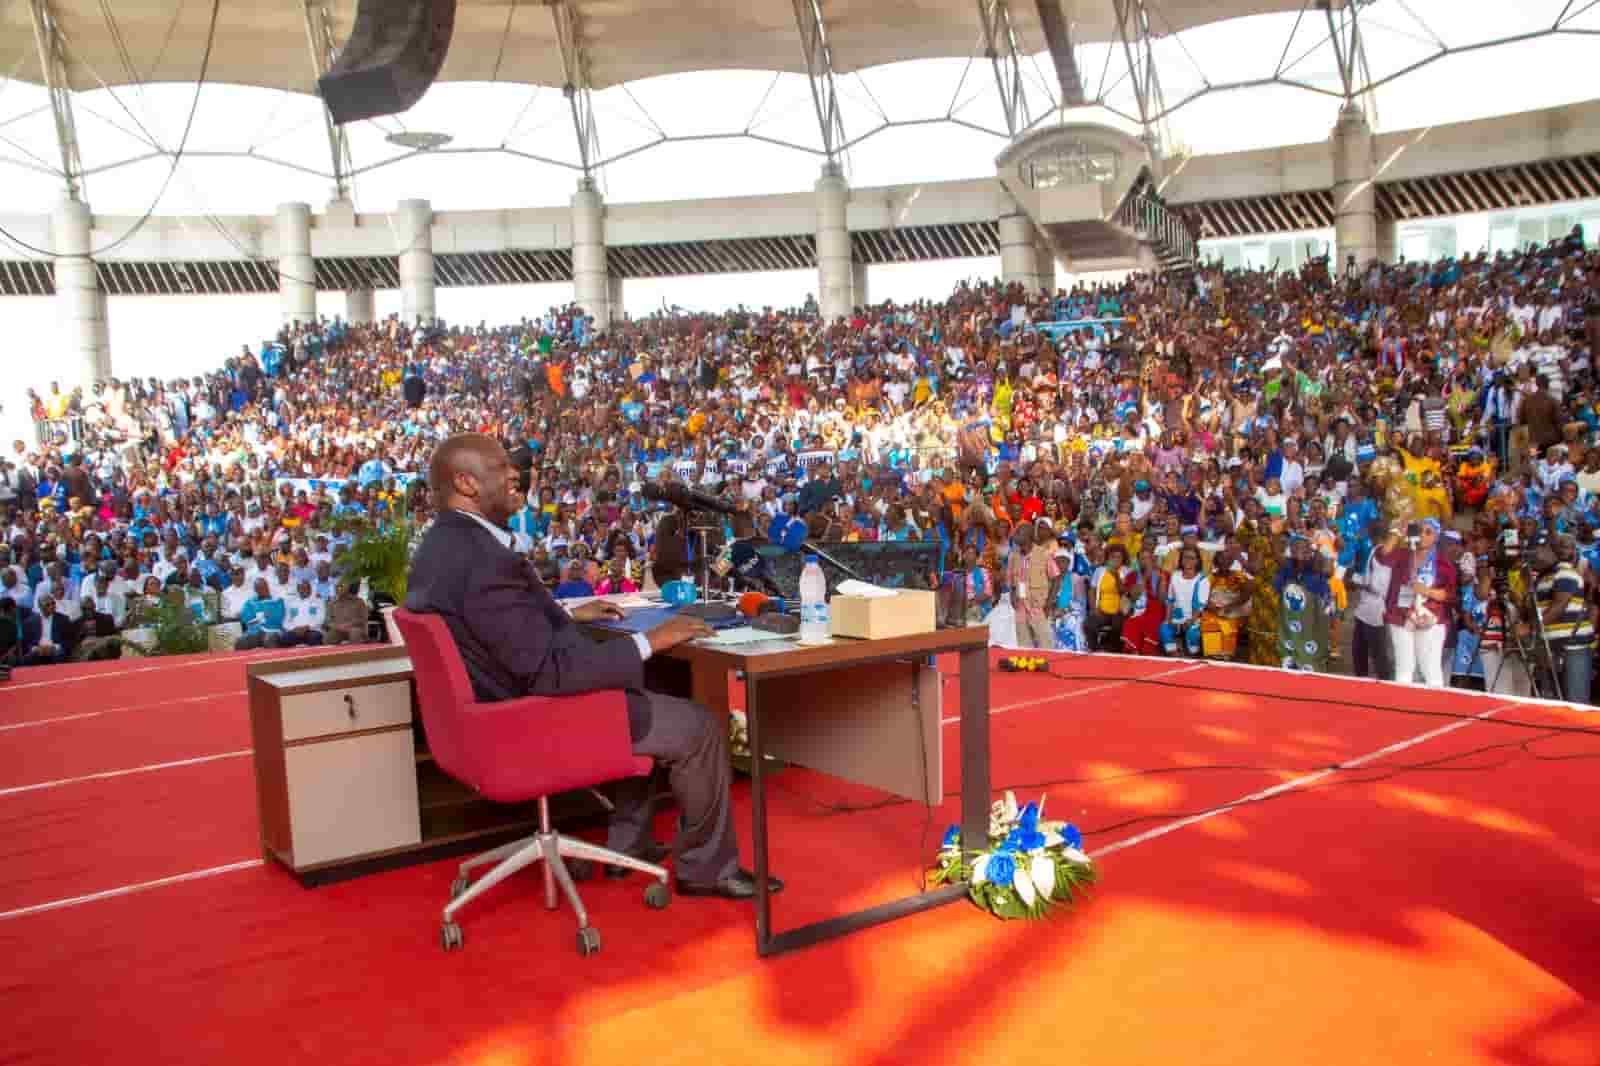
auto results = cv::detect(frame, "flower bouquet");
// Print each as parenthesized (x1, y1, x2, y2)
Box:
(929, 791, 1096, 919)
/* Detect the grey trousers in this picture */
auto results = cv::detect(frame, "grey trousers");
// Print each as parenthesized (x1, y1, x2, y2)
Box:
(609, 690, 739, 885)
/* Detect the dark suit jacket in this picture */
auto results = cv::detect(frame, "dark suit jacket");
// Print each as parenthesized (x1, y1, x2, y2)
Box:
(21, 610, 75, 658)
(405, 509, 649, 732)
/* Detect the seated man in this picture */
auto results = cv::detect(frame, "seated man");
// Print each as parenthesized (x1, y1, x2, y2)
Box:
(281, 578, 326, 647)
(325, 580, 372, 644)
(21, 592, 74, 665)
(236, 578, 287, 650)
(405, 433, 782, 900)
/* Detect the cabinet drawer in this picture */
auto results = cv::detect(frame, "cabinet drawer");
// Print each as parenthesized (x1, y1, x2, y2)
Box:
(285, 729, 421, 867)
(281, 680, 411, 742)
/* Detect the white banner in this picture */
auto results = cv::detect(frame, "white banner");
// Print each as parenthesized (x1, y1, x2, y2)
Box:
(274, 473, 421, 497)
(796, 450, 835, 469)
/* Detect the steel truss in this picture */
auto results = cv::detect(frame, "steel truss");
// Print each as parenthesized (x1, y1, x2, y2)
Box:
(302, 0, 354, 202)
(792, 0, 847, 168)
(551, 0, 601, 180)
(26, 0, 84, 199)
(976, 0, 1036, 136)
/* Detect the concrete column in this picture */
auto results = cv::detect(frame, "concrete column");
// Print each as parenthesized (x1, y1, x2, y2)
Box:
(572, 179, 609, 332)
(1331, 103, 1378, 272)
(396, 197, 435, 325)
(815, 164, 853, 323)
(276, 202, 317, 326)
(1035, 238, 1057, 297)
(345, 287, 375, 325)
(1376, 217, 1397, 266)
(998, 191, 1040, 293)
(606, 272, 624, 324)
(850, 262, 869, 311)
(50, 199, 110, 386)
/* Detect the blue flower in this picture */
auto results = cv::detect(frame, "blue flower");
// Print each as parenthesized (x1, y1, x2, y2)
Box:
(1000, 829, 1022, 852)
(1061, 823, 1083, 850)
(941, 825, 961, 849)
(986, 851, 1017, 887)
(1018, 801, 1041, 832)
(1016, 828, 1047, 851)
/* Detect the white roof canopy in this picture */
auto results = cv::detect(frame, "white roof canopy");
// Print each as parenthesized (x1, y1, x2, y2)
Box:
(5, 0, 1313, 95)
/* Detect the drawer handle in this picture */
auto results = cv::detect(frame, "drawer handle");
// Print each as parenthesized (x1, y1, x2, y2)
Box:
(344, 693, 357, 721)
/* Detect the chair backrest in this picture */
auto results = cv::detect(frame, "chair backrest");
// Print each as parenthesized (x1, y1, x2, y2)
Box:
(392, 608, 476, 782)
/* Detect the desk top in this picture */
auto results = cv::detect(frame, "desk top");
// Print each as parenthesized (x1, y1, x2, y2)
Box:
(246, 646, 412, 694)
(659, 625, 988, 679)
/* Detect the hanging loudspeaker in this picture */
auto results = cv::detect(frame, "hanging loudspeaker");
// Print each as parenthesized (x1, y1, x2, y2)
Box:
(318, 0, 458, 125)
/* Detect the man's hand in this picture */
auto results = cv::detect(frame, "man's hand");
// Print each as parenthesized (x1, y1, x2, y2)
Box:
(646, 615, 715, 653)
(570, 600, 625, 623)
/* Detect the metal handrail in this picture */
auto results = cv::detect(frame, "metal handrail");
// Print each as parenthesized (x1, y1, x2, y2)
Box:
(1115, 190, 1198, 271)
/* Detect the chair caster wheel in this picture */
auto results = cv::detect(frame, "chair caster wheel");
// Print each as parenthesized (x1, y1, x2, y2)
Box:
(576, 926, 601, 957)
(644, 881, 671, 909)
(440, 921, 464, 952)
(449, 875, 469, 900)
(569, 858, 594, 882)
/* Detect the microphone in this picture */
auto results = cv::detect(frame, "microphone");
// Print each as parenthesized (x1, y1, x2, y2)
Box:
(642, 481, 738, 516)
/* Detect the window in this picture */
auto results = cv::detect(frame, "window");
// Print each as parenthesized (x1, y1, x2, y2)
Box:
(1021, 141, 1121, 190)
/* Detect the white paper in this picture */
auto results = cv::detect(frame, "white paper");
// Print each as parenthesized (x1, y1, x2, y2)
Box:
(835, 580, 900, 599)
(698, 626, 786, 645)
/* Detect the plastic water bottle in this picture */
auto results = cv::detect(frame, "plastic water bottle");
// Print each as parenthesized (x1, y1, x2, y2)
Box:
(799, 555, 830, 644)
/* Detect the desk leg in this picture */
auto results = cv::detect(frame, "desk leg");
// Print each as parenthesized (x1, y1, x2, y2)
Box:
(748, 677, 772, 953)
(959, 646, 991, 855)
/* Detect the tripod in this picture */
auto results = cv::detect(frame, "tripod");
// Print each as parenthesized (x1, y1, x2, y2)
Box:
(1489, 571, 1563, 701)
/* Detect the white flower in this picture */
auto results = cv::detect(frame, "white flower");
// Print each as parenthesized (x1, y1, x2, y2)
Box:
(1042, 830, 1063, 849)
(1062, 847, 1091, 866)
(1013, 863, 1036, 907)
(1001, 791, 1019, 823)
(971, 854, 991, 885)
(1031, 855, 1056, 899)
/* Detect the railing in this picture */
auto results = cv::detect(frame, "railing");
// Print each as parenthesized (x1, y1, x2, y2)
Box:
(33, 417, 84, 447)
(1114, 190, 1199, 270)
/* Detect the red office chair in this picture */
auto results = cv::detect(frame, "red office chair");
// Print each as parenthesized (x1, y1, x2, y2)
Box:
(394, 609, 670, 957)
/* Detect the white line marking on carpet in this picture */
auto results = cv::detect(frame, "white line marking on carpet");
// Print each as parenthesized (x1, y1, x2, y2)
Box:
(0, 749, 252, 798)
(940, 662, 1208, 725)
(0, 860, 266, 921)
(0, 690, 247, 732)
(1090, 702, 1514, 860)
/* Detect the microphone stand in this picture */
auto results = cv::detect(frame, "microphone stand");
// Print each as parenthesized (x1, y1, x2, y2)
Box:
(800, 540, 866, 582)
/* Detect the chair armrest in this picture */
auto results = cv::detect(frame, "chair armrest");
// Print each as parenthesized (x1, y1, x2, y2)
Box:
(460, 688, 649, 803)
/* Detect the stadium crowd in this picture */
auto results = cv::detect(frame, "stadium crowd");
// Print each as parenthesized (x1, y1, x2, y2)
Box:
(3, 225, 1597, 700)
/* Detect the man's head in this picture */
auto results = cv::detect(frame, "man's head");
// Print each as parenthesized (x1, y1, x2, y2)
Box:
(430, 433, 517, 527)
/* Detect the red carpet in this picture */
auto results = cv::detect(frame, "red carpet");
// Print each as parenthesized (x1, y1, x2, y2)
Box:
(1, 648, 1597, 1066)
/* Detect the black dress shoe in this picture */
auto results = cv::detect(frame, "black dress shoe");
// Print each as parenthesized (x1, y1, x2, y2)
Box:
(676, 868, 784, 900)
(604, 841, 670, 879)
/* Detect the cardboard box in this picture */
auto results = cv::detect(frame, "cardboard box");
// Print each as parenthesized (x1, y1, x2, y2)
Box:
(829, 590, 937, 640)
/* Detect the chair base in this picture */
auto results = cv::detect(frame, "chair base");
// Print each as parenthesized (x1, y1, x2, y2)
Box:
(440, 796, 669, 955)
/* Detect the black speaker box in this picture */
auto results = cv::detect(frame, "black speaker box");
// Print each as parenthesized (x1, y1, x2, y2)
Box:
(318, 0, 457, 124)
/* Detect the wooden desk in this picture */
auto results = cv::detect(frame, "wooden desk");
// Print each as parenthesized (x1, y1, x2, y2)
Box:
(655, 626, 991, 958)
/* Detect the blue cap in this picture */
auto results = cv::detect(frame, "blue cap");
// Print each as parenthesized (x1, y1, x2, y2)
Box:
(805, 554, 818, 564)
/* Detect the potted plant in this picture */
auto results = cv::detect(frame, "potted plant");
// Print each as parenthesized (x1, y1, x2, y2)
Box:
(123, 592, 211, 658)
(333, 506, 420, 644)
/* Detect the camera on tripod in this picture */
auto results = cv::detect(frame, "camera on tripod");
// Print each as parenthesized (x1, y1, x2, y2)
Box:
(1492, 524, 1521, 573)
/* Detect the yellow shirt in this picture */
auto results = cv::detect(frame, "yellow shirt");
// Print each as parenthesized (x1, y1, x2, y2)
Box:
(1108, 531, 1143, 560)
(1095, 568, 1123, 615)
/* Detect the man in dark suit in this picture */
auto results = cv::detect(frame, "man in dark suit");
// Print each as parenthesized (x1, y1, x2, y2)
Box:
(406, 434, 781, 900)
(20, 592, 75, 665)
